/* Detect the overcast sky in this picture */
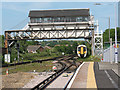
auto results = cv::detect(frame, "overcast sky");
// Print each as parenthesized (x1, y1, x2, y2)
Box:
(1, 2, 119, 35)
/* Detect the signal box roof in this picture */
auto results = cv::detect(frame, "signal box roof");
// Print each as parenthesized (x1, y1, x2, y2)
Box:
(29, 8, 90, 18)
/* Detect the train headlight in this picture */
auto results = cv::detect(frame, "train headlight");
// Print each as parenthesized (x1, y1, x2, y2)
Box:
(78, 51, 80, 54)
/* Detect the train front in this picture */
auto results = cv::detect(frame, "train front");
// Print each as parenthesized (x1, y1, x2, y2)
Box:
(77, 45, 87, 58)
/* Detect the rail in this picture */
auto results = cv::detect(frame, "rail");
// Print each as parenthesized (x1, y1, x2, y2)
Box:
(31, 62, 73, 90)
(31, 55, 75, 90)
(2, 55, 75, 67)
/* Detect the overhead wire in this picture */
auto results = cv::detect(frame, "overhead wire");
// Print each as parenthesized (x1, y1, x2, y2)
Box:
(10, 17, 29, 30)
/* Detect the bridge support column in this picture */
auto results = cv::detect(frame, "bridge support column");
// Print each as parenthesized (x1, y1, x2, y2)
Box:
(5, 32, 8, 54)
(91, 30, 95, 56)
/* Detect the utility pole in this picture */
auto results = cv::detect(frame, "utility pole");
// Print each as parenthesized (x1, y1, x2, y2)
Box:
(17, 43, 20, 63)
(94, 2, 118, 63)
(110, 38, 112, 64)
(109, 17, 110, 43)
(115, 2, 118, 63)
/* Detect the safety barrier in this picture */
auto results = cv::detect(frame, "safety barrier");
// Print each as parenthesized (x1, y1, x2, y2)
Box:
(103, 44, 120, 62)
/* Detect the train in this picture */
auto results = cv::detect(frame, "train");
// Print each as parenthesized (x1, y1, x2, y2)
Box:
(52, 45, 87, 71)
(77, 45, 87, 58)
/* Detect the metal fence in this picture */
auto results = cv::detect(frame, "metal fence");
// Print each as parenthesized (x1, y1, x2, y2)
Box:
(118, 45, 120, 62)
(103, 44, 120, 62)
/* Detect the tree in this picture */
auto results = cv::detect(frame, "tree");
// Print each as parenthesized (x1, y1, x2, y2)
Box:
(103, 27, 120, 43)
(66, 44, 73, 54)
(1, 35, 5, 47)
(72, 41, 78, 55)
(103, 27, 120, 48)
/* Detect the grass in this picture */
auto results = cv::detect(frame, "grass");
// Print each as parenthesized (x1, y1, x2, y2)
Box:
(9, 53, 62, 64)
(2, 61, 53, 75)
(77, 55, 101, 62)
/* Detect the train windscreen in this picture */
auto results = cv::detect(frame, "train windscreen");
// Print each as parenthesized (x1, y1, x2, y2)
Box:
(78, 47, 81, 51)
(83, 47, 86, 52)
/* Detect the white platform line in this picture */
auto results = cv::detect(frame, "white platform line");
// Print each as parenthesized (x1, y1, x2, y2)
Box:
(67, 62, 85, 89)
(105, 70, 118, 88)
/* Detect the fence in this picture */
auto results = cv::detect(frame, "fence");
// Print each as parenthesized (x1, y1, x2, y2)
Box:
(103, 44, 120, 62)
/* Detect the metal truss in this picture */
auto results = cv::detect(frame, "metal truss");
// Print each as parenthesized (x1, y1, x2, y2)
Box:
(5, 28, 94, 41)
(5, 21, 95, 54)
(94, 32, 103, 57)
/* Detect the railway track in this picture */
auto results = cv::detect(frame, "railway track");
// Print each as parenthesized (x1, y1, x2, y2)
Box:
(2, 55, 75, 67)
(31, 55, 77, 90)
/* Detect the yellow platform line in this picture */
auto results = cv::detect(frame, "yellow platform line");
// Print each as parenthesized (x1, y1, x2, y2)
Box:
(87, 62, 97, 88)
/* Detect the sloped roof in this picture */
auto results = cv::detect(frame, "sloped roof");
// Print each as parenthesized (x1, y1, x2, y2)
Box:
(29, 8, 90, 18)
(27, 45, 43, 51)
(44, 46, 51, 49)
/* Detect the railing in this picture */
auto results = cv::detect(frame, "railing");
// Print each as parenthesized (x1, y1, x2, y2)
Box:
(103, 44, 120, 62)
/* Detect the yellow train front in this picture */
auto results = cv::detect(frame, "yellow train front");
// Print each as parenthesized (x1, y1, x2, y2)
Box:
(77, 45, 87, 58)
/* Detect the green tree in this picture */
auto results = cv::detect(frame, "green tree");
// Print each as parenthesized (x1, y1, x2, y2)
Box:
(103, 27, 120, 48)
(72, 41, 78, 55)
(66, 44, 73, 54)
(103, 27, 120, 43)
(1, 35, 5, 47)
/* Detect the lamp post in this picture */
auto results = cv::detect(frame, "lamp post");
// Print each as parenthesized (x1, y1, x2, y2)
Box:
(98, 17, 111, 42)
(109, 16, 110, 42)
(114, 2, 118, 63)
(94, 2, 118, 63)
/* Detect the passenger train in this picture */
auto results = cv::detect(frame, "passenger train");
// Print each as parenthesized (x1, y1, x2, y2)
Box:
(77, 45, 87, 58)
(52, 45, 87, 71)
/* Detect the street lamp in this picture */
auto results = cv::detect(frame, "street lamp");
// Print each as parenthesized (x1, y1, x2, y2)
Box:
(94, 2, 118, 63)
(114, 2, 118, 63)
(98, 17, 111, 43)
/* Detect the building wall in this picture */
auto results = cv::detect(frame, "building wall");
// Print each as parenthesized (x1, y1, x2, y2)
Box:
(39, 47, 44, 52)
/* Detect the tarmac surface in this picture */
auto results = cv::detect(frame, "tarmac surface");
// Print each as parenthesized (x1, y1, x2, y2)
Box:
(98, 62, 120, 77)
(95, 62, 120, 89)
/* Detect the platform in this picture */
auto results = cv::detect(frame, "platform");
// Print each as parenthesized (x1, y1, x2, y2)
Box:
(46, 72, 74, 88)
(67, 62, 120, 89)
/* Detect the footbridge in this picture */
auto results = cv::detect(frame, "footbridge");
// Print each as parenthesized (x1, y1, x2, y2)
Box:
(5, 9, 101, 56)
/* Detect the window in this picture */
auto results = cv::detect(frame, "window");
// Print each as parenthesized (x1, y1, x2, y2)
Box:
(78, 47, 81, 51)
(76, 17, 82, 22)
(83, 47, 86, 52)
(60, 17, 64, 22)
(44, 18, 48, 23)
(31, 18, 34, 23)
(82, 17, 88, 22)
(71, 17, 76, 22)
(66, 17, 70, 22)
(30, 16, 89, 23)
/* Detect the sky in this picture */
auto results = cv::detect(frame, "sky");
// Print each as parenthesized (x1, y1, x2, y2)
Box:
(118, 1, 120, 27)
(1, 2, 119, 35)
